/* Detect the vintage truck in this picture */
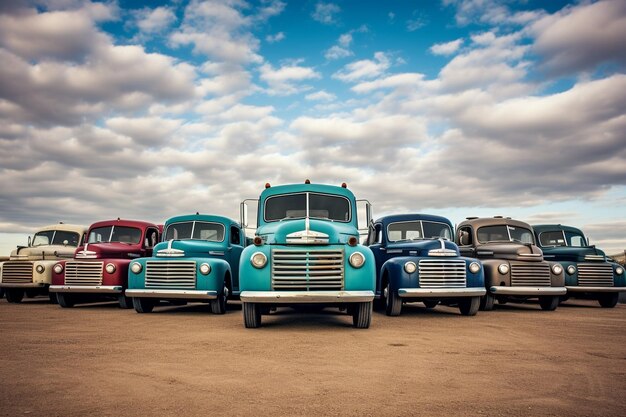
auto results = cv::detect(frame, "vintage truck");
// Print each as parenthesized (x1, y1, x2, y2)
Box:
(365, 214, 486, 316)
(0, 223, 87, 303)
(532, 224, 625, 307)
(49, 219, 160, 308)
(455, 217, 566, 310)
(126, 214, 244, 314)
(238, 181, 376, 328)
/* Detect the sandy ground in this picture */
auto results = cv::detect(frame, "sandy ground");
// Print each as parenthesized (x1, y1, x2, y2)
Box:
(0, 297, 625, 417)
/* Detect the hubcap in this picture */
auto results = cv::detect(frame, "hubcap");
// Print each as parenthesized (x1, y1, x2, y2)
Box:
(224, 287, 230, 297)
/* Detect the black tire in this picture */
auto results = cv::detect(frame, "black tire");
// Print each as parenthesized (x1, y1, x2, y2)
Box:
(423, 300, 438, 309)
(384, 282, 402, 316)
(211, 287, 227, 315)
(133, 297, 155, 313)
(479, 292, 495, 311)
(118, 295, 133, 309)
(539, 295, 559, 311)
(25, 289, 38, 298)
(56, 293, 74, 308)
(352, 301, 373, 329)
(48, 291, 58, 304)
(459, 296, 480, 316)
(243, 302, 261, 328)
(598, 292, 619, 308)
(6, 289, 24, 303)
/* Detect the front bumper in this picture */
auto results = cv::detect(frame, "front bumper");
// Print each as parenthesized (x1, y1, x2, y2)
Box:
(49, 285, 122, 294)
(240, 290, 374, 304)
(125, 289, 217, 300)
(0, 283, 46, 288)
(490, 286, 567, 296)
(566, 286, 626, 293)
(398, 288, 486, 298)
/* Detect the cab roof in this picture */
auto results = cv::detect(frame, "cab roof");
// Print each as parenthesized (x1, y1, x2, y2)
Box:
(532, 224, 584, 236)
(374, 213, 453, 229)
(88, 219, 158, 231)
(259, 183, 356, 201)
(458, 217, 532, 230)
(37, 223, 87, 234)
(164, 214, 239, 227)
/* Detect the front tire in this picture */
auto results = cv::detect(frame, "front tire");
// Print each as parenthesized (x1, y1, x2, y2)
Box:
(352, 301, 373, 329)
(598, 292, 619, 308)
(243, 302, 261, 328)
(48, 292, 58, 304)
(211, 283, 228, 314)
(459, 296, 480, 316)
(479, 292, 495, 311)
(384, 282, 402, 316)
(539, 295, 559, 311)
(6, 289, 24, 303)
(118, 295, 133, 309)
(133, 297, 155, 313)
(56, 293, 74, 308)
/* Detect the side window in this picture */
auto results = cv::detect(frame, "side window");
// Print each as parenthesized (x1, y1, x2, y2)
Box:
(457, 226, 473, 246)
(231, 226, 241, 245)
(145, 228, 158, 248)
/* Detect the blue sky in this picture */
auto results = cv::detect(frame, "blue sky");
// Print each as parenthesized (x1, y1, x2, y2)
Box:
(0, 0, 625, 256)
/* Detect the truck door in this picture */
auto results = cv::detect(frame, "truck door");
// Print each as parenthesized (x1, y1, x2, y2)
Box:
(227, 225, 244, 292)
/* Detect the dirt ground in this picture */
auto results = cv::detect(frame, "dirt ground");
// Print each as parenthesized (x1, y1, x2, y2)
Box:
(1, 297, 624, 417)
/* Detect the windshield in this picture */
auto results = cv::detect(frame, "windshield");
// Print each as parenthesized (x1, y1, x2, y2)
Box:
(264, 192, 351, 222)
(32, 230, 81, 247)
(164, 221, 225, 242)
(88, 226, 142, 244)
(387, 221, 452, 242)
(477, 225, 534, 244)
(540, 230, 586, 247)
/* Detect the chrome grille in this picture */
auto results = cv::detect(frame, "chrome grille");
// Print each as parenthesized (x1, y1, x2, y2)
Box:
(418, 259, 466, 288)
(578, 263, 613, 287)
(510, 262, 551, 286)
(271, 249, 344, 291)
(65, 261, 103, 286)
(1, 262, 33, 283)
(145, 261, 196, 289)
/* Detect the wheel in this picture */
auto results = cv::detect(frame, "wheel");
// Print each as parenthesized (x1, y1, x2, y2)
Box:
(598, 292, 619, 308)
(25, 289, 38, 298)
(539, 295, 559, 311)
(210, 283, 228, 314)
(479, 292, 495, 311)
(459, 296, 480, 316)
(118, 295, 133, 309)
(48, 291, 58, 304)
(384, 282, 402, 316)
(6, 289, 24, 303)
(423, 300, 438, 309)
(243, 302, 261, 328)
(133, 297, 155, 313)
(352, 301, 373, 329)
(56, 293, 74, 308)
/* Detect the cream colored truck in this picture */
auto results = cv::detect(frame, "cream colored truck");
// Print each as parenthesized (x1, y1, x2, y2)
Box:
(0, 223, 87, 303)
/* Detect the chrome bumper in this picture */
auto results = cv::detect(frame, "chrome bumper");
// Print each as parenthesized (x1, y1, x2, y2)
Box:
(125, 289, 217, 300)
(490, 286, 567, 296)
(0, 283, 46, 288)
(566, 286, 625, 293)
(398, 287, 486, 298)
(49, 285, 122, 294)
(240, 290, 374, 304)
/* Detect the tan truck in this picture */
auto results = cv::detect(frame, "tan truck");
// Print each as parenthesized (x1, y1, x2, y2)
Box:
(0, 223, 87, 303)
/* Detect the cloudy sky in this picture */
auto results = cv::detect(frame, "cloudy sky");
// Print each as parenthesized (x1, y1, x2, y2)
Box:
(0, 0, 625, 255)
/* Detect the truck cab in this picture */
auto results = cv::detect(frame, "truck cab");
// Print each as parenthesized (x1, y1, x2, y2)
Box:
(238, 181, 376, 328)
(49, 219, 160, 308)
(456, 217, 566, 311)
(366, 214, 486, 316)
(126, 214, 244, 314)
(1, 223, 86, 303)
(533, 224, 625, 307)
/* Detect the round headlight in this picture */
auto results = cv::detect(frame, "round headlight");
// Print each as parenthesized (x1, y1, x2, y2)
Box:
(36, 265, 45, 274)
(498, 264, 509, 275)
(404, 261, 417, 274)
(53, 264, 64, 274)
(251, 252, 267, 269)
(551, 263, 563, 275)
(130, 262, 142, 274)
(469, 262, 481, 274)
(199, 263, 211, 275)
(349, 252, 365, 269)
(105, 263, 116, 274)
(616, 266, 624, 275)
(566, 265, 576, 275)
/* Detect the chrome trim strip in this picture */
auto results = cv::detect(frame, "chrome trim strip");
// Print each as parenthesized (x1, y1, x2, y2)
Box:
(0, 283, 45, 288)
(239, 290, 374, 303)
(565, 286, 624, 293)
(398, 288, 486, 297)
(490, 286, 567, 295)
(125, 289, 217, 299)
(49, 285, 122, 293)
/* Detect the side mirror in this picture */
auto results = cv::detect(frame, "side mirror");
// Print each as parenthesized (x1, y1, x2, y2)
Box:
(63, 240, 69, 246)
(356, 199, 372, 236)
(459, 231, 470, 246)
(240, 199, 259, 237)
(28, 236, 32, 247)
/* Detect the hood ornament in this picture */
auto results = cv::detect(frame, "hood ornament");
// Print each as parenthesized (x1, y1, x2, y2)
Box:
(428, 238, 456, 257)
(157, 239, 185, 257)
(76, 242, 97, 259)
(286, 215, 329, 244)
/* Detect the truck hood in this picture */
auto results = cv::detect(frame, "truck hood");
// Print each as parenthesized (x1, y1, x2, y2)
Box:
(257, 219, 358, 245)
(153, 240, 227, 258)
(10, 245, 75, 260)
(475, 242, 544, 262)
(540, 246, 606, 263)
(74, 242, 142, 259)
(386, 239, 459, 257)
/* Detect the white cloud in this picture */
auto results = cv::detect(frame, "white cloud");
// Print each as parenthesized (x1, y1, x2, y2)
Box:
(324, 45, 352, 60)
(430, 38, 463, 56)
(259, 62, 321, 95)
(305, 90, 336, 101)
(333, 52, 391, 82)
(135, 6, 177, 34)
(312, 2, 340, 25)
(266, 32, 285, 43)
